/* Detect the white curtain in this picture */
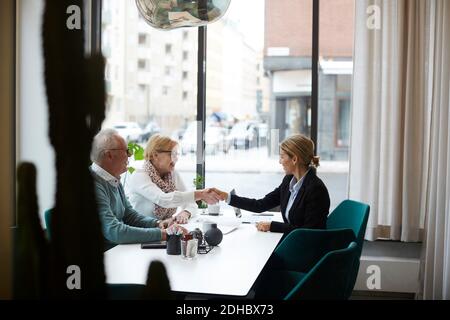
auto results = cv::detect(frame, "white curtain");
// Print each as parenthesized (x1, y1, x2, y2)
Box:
(351, 0, 450, 299)
(419, 0, 450, 300)
(350, 0, 428, 241)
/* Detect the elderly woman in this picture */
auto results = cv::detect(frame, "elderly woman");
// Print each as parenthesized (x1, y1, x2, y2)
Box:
(213, 134, 330, 234)
(126, 134, 220, 224)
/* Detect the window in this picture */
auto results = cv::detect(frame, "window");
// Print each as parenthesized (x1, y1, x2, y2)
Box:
(137, 59, 147, 70)
(138, 84, 150, 104)
(336, 99, 350, 148)
(318, 0, 354, 207)
(100, 0, 353, 205)
(105, 64, 111, 80)
(203, 0, 283, 198)
(138, 33, 148, 46)
(101, 0, 198, 183)
(165, 43, 172, 54)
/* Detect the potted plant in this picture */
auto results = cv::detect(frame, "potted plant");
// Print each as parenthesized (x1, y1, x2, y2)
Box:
(122, 142, 144, 188)
(127, 142, 145, 173)
(193, 174, 208, 212)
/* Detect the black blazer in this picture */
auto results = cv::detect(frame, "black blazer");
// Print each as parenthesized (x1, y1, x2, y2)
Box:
(229, 169, 330, 234)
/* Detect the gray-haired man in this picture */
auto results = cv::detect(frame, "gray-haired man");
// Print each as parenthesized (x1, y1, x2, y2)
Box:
(90, 129, 176, 245)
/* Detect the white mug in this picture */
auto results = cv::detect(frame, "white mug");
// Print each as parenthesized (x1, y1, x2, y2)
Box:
(208, 204, 220, 215)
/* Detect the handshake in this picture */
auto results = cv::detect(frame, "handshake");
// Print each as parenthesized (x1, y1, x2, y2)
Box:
(194, 188, 228, 205)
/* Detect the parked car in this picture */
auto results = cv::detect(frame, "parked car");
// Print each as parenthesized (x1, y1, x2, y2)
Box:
(209, 111, 236, 130)
(112, 122, 142, 142)
(139, 121, 161, 143)
(225, 120, 260, 150)
(180, 121, 227, 155)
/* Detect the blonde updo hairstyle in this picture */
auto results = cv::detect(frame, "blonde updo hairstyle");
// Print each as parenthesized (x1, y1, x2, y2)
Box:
(280, 134, 320, 170)
(144, 134, 178, 161)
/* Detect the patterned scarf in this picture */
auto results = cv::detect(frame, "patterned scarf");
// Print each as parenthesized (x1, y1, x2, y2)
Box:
(144, 160, 177, 220)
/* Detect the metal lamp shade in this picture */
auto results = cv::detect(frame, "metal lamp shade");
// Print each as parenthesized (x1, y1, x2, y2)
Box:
(136, 0, 231, 30)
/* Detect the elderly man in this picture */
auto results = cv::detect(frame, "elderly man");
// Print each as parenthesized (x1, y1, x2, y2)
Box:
(90, 128, 173, 245)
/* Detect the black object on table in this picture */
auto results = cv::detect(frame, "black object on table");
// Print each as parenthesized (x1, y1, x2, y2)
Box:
(141, 241, 167, 249)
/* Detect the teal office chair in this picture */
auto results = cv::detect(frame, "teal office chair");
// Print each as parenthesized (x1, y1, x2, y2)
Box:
(326, 200, 370, 298)
(254, 228, 356, 299)
(284, 242, 358, 300)
(327, 199, 370, 255)
(254, 200, 370, 300)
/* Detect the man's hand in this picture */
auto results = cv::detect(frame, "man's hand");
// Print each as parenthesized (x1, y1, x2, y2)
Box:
(175, 210, 191, 224)
(159, 217, 174, 229)
(166, 223, 189, 236)
(256, 221, 271, 232)
(176, 224, 189, 236)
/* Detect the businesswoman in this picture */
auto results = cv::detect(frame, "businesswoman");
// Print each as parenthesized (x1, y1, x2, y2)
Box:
(214, 134, 330, 233)
(126, 134, 220, 224)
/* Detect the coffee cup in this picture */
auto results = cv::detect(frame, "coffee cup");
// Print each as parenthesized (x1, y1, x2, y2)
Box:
(207, 204, 220, 216)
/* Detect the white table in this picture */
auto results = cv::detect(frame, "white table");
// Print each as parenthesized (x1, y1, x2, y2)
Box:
(104, 209, 283, 297)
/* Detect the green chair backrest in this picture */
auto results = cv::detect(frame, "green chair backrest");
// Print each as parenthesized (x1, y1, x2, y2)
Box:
(285, 242, 358, 300)
(326, 199, 370, 253)
(270, 228, 356, 273)
(326, 200, 370, 298)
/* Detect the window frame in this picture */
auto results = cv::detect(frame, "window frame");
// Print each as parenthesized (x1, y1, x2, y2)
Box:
(95, 0, 322, 187)
(334, 97, 351, 149)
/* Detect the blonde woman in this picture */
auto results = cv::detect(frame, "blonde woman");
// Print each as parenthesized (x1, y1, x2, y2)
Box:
(127, 134, 221, 224)
(213, 134, 330, 234)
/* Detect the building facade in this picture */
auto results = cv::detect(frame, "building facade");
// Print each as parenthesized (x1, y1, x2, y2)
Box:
(264, 0, 354, 160)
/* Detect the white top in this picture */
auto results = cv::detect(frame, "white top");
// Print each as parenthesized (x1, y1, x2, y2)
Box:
(125, 169, 198, 218)
(285, 171, 308, 223)
(104, 208, 284, 296)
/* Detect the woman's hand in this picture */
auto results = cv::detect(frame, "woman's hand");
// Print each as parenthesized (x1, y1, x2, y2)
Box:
(209, 188, 228, 202)
(175, 210, 191, 224)
(256, 221, 271, 232)
(194, 189, 223, 204)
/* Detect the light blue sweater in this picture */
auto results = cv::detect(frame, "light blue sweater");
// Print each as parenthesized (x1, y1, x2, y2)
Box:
(91, 169, 162, 244)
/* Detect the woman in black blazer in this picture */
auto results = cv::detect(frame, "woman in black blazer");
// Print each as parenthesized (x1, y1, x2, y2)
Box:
(213, 134, 330, 234)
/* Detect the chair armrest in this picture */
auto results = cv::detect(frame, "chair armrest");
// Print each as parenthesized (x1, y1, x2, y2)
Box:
(266, 228, 356, 273)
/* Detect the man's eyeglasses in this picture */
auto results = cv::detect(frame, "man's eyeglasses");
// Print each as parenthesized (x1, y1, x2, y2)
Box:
(105, 148, 132, 157)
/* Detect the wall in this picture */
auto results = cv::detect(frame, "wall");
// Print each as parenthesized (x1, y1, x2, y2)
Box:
(0, 0, 14, 300)
(17, 0, 55, 224)
(354, 242, 422, 294)
(265, 0, 354, 57)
